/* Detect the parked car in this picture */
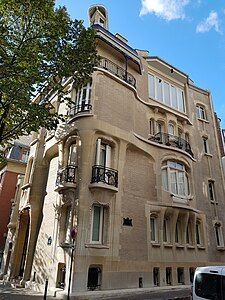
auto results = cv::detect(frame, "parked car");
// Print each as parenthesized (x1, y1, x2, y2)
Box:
(193, 266, 225, 299)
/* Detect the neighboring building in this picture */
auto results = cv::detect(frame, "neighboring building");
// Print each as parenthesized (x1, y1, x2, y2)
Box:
(222, 129, 225, 173)
(0, 137, 30, 267)
(2, 4, 225, 296)
(214, 113, 225, 175)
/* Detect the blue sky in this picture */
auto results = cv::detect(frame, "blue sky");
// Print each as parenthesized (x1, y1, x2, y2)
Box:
(56, 0, 225, 127)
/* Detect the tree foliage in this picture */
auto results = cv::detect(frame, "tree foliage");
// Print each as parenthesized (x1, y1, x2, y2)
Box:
(0, 0, 98, 146)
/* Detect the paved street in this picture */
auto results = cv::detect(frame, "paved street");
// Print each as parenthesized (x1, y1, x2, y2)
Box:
(0, 281, 191, 300)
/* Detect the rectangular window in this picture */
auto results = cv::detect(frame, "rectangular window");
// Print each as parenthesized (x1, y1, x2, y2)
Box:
(196, 105, 206, 120)
(177, 268, 184, 284)
(196, 222, 202, 245)
(92, 205, 103, 242)
(150, 217, 157, 242)
(148, 74, 155, 99)
(215, 224, 224, 247)
(153, 267, 160, 286)
(166, 267, 172, 285)
(203, 138, 209, 154)
(96, 139, 111, 168)
(208, 181, 216, 202)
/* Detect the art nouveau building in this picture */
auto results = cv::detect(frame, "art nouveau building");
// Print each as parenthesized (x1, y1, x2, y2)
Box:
(3, 4, 225, 295)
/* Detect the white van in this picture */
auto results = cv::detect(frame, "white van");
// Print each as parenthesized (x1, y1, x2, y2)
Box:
(193, 266, 225, 300)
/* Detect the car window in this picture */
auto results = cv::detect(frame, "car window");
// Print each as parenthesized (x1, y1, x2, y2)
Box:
(195, 273, 221, 300)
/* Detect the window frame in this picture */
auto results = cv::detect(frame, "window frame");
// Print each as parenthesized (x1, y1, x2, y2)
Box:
(203, 137, 210, 154)
(196, 220, 203, 246)
(95, 138, 111, 168)
(148, 73, 186, 113)
(196, 105, 207, 120)
(214, 223, 224, 248)
(162, 161, 189, 198)
(208, 181, 216, 203)
(91, 205, 104, 244)
(150, 215, 158, 243)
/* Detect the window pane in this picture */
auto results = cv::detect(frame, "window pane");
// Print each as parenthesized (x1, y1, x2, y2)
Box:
(170, 171, 178, 194)
(162, 169, 169, 191)
(68, 143, 77, 165)
(148, 75, 155, 99)
(164, 82, 170, 105)
(150, 218, 156, 241)
(195, 273, 221, 299)
(92, 206, 101, 241)
(196, 223, 201, 245)
(168, 123, 175, 135)
(209, 182, 215, 201)
(99, 145, 106, 166)
(156, 78, 163, 101)
(177, 90, 185, 112)
(171, 86, 178, 109)
(178, 171, 185, 196)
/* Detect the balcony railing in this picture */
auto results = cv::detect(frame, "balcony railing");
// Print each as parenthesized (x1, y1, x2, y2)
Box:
(56, 165, 77, 187)
(150, 133, 194, 157)
(99, 57, 136, 88)
(91, 165, 118, 187)
(69, 103, 92, 116)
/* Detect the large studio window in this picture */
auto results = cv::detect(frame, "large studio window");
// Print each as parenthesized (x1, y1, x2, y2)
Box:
(148, 74, 185, 113)
(162, 161, 189, 197)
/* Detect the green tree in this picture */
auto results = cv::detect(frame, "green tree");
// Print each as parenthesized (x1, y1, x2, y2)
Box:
(0, 0, 98, 147)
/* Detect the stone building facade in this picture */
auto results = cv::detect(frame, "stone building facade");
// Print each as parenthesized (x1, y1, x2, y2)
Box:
(2, 4, 225, 296)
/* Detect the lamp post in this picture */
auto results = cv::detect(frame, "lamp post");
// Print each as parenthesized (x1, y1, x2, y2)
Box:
(67, 228, 77, 300)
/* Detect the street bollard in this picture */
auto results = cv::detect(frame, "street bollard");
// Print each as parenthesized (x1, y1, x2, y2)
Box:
(43, 278, 48, 300)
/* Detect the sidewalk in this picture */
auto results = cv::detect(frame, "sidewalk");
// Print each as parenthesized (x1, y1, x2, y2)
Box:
(0, 281, 191, 300)
(64, 285, 191, 299)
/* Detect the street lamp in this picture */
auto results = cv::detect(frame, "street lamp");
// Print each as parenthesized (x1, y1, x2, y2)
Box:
(67, 228, 77, 300)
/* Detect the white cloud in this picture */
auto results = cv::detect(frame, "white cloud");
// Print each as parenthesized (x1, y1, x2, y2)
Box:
(140, 0, 190, 21)
(196, 11, 220, 33)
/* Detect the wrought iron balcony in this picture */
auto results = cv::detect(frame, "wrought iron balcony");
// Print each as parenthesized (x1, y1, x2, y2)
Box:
(99, 57, 136, 88)
(150, 133, 194, 157)
(91, 165, 118, 188)
(69, 103, 92, 116)
(56, 165, 77, 190)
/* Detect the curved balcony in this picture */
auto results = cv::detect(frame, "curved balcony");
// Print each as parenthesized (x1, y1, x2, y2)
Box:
(68, 103, 92, 116)
(150, 133, 194, 158)
(55, 165, 77, 192)
(90, 165, 118, 192)
(99, 57, 136, 88)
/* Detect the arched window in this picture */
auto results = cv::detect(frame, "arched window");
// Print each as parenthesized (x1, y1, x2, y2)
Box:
(156, 121, 164, 134)
(162, 161, 189, 197)
(168, 123, 175, 136)
(68, 143, 77, 166)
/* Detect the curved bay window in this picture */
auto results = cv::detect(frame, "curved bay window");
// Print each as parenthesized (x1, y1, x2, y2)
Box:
(69, 81, 92, 115)
(162, 161, 189, 198)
